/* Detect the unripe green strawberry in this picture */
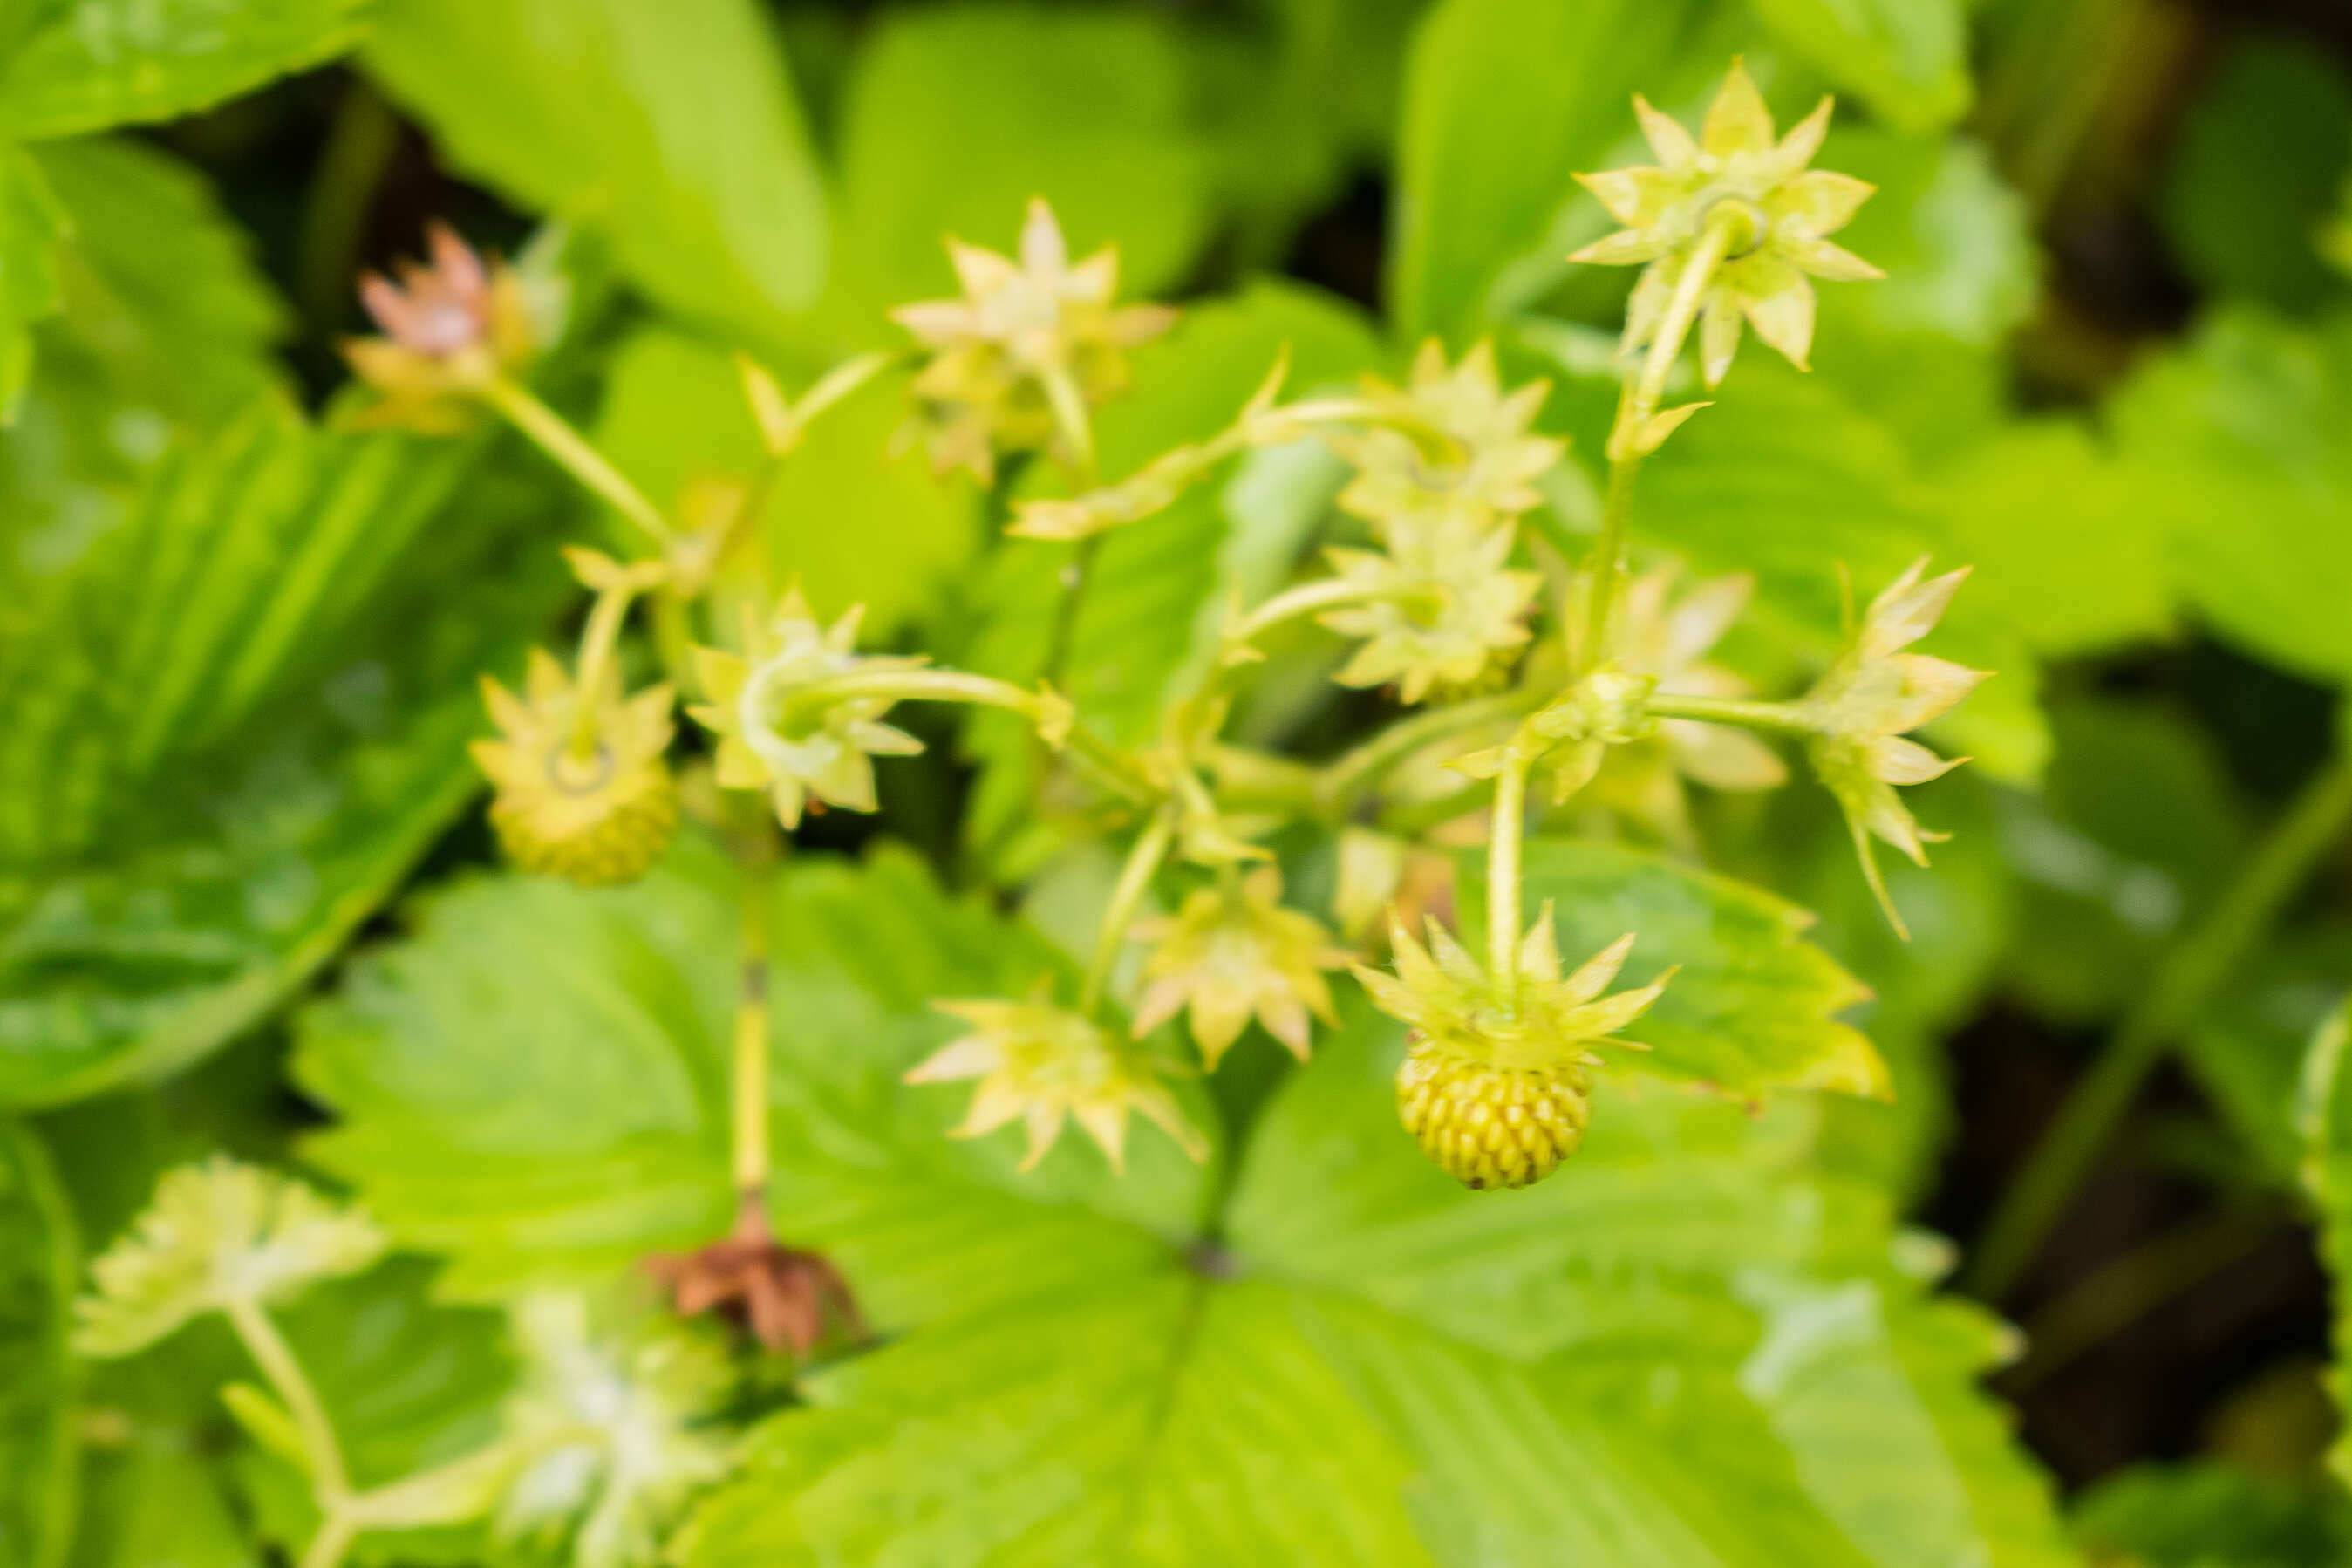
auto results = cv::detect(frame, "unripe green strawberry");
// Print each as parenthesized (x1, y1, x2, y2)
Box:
(1358, 908, 1672, 1191)
(1395, 1045, 1592, 1190)
(474, 648, 679, 889)
(489, 760, 677, 888)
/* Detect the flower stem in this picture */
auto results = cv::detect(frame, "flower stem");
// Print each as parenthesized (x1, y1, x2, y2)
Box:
(731, 851, 777, 1225)
(227, 1297, 351, 1509)
(1644, 692, 1819, 735)
(297, 1511, 361, 1568)
(1081, 809, 1176, 1018)
(566, 582, 643, 756)
(782, 667, 1057, 729)
(1487, 744, 1533, 997)
(1585, 205, 1745, 667)
(1318, 692, 1533, 820)
(482, 376, 675, 549)
(1224, 576, 1445, 658)
(1967, 747, 2352, 1302)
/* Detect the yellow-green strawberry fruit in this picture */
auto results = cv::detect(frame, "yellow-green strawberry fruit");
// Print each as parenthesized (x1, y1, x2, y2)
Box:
(1395, 1045, 1592, 1190)
(490, 764, 678, 888)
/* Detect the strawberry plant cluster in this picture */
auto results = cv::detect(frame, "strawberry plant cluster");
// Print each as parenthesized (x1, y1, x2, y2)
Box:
(11, 3, 2352, 1566)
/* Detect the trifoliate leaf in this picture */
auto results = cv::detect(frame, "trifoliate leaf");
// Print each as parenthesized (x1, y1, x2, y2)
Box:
(72, 1157, 385, 1359)
(1459, 838, 1886, 1101)
(0, 1119, 76, 1568)
(679, 997, 2075, 1567)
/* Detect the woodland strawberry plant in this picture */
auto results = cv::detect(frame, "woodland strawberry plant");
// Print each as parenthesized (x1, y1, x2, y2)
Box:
(12, 2, 2352, 1566)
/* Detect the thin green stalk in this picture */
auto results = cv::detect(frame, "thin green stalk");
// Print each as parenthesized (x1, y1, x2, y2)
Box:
(227, 1298, 351, 1506)
(295, 79, 399, 333)
(566, 582, 638, 755)
(1644, 692, 1819, 736)
(1224, 576, 1446, 656)
(1318, 692, 1533, 819)
(731, 854, 776, 1217)
(2000, 1203, 2281, 1392)
(1585, 205, 1745, 665)
(1081, 811, 1176, 1018)
(1060, 725, 1159, 807)
(1967, 748, 2352, 1301)
(482, 377, 675, 549)
(297, 1511, 361, 1568)
(1487, 747, 1532, 995)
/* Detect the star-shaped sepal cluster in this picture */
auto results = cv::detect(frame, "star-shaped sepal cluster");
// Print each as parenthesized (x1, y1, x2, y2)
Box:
(343, 222, 536, 433)
(1327, 341, 1565, 537)
(1319, 513, 1542, 705)
(1129, 867, 1351, 1068)
(892, 196, 1177, 483)
(1571, 59, 1883, 385)
(904, 993, 1208, 1173)
(689, 590, 925, 831)
(473, 651, 678, 887)
(1357, 910, 1673, 1190)
(1799, 557, 1988, 937)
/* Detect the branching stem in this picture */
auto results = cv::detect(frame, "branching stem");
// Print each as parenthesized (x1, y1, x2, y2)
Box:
(483, 376, 675, 549)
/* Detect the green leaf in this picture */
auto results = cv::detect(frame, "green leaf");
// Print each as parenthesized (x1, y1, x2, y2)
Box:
(1745, 0, 1969, 133)
(0, 401, 559, 1107)
(2075, 1461, 2352, 1567)
(680, 997, 2074, 1567)
(1389, 0, 1702, 343)
(2158, 34, 2352, 313)
(1, 135, 282, 598)
(0, 141, 65, 422)
(676, 1277, 1428, 1568)
(1934, 420, 2171, 658)
(0, 0, 363, 140)
(1810, 131, 2037, 461)
(2110, 306, 2352, 686)
(825, 4, 1215, 331)
(0, 1120, 77, 1568)
(295, 835, 1214, 1309)
(65, 1442, 255, 1568)
(31, 137, 282, 426)
(590, 327, 973, 638)
(1457, 837, 1886, 1101)
(364, 0, 828, 348)
(234, 1258, 510, 1560)
(1628, 357, 2049, 782)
